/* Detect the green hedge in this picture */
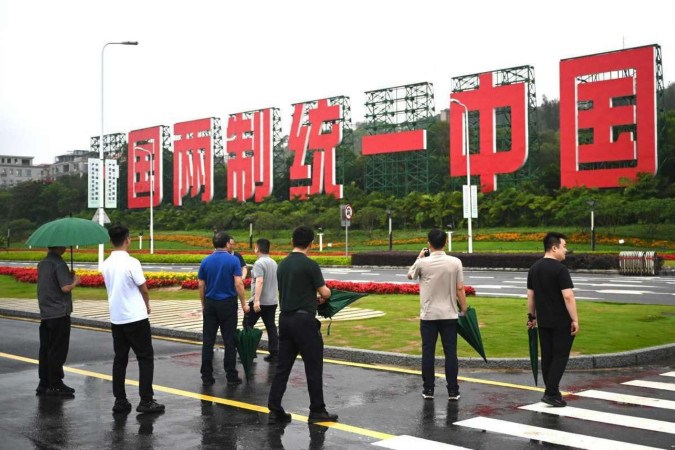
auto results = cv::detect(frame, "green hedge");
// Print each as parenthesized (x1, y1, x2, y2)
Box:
(352, 251, 624, 271)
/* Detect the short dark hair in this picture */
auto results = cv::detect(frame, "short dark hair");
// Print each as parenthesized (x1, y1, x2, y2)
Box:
(109, 224, 130, 247)
(213, 231, 231, 249)
(428, 228, 447, 250)
(543, 232, 567, 252)
(292, 226, 314, 249)
(256, 238, 271, 254)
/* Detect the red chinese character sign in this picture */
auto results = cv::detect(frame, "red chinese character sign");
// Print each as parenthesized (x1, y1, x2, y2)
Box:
(288, 98, 348, 199)
(128, 126, 164, 209)
(173, 118, 216, 206)
(449, 71, 529, 193)
(560, 45, 658, 188)
(227, 108, 276, 202)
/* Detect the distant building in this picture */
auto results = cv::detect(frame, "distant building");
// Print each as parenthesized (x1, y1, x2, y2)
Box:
(0, 155, 44, 189)
(49, 150, 93, 180)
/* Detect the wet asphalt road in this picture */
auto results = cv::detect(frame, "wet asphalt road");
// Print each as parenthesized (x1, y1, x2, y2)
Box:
(1, 316, 674, 449)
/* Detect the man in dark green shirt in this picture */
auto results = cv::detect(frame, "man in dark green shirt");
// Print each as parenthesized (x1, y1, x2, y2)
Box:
(267, 226, 337, 424)
(37, 246, 80, 396)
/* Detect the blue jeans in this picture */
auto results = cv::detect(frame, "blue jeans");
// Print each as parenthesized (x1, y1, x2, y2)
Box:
(201, 298, 239, 381)
(420, 319, 459, 394)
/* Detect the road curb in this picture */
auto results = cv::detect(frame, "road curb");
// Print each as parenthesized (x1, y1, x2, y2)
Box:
(3, 307, 673, 370)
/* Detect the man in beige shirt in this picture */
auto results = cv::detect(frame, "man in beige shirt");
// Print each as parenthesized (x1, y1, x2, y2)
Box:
(408, 228, 468, 401)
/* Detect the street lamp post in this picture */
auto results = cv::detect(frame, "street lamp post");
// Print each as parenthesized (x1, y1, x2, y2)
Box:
(99, 41, 138, 269)
(247, 217, 254, 249)
(450, 98, 473, 253)
(587, 199, 596, 251)
(386, 209, 393, 251)
(446, 223, 454, 252)
(134, 139, 154, 254)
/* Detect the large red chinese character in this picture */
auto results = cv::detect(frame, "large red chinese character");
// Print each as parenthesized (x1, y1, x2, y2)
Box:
(560, 46, 658, 188)
(173, 118, 214, 206)
(227, 108, 274, 202)
(449, 72, 528, 193)
(288, 99, 344, 199)
(128, 126, 163, 209)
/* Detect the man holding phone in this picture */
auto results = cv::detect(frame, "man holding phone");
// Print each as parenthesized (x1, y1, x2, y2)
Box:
(408, 229, 468, 401)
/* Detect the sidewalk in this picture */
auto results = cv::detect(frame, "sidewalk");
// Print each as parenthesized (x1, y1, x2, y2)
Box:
(1, 298, 673, 370)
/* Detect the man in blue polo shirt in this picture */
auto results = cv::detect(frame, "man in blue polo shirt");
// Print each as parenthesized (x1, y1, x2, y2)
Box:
(199, 232, 250, 386)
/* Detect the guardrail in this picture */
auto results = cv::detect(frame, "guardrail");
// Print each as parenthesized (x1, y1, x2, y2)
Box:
(618, 251, 658, 275)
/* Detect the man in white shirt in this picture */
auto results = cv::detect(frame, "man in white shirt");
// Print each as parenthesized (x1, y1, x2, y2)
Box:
(408, 228, 468, 401)
(246, 238, 279, 362)
(102, 225, 164, 414)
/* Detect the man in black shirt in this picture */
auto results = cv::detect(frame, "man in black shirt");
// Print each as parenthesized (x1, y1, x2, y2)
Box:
(527, 232, 579, 407)
(267, 226, 337, 424)
(36, 246, 80, 396)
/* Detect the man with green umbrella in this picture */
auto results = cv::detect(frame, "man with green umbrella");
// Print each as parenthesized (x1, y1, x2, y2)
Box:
(36, 246, 80, 396)
(527, 232, 579, 408)
(408, 229, 468, 401)
(267, 226, 338, 424)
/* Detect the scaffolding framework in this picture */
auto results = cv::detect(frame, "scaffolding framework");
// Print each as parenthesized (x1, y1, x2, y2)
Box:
(90, 133, 128, 160)
(451, 66, 539, 190)
(363, 82, 436, 196)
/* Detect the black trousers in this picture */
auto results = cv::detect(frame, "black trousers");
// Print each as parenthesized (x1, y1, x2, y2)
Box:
(111, 319, 155, 401)
(201, 298, 239, 381)
(539, 325, 575, 396)
(38, 315, 71, 387)
(246, 302, 279, 356)
(268, 312, 325, 413)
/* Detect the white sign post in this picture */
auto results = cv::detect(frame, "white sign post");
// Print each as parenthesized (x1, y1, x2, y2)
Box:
(341, 205, 353, 256)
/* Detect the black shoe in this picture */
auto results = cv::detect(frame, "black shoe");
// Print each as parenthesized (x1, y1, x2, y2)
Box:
(46, 386, 74, 397)
(202, 377, 215, 386)
(54, 382, 75, 394)
(541, 394, 567, 407)
(264, 354, 278, 362)
(112, 398, 132, 414)
(36, 383, 47, 396)
(227, 377, 243, 386)
(136, 399, 165, 413)
(448, 392, 461, 401)
(422, 389, 434, 400)
(268, 410, 292, 424)
(308, 410, 338, 423)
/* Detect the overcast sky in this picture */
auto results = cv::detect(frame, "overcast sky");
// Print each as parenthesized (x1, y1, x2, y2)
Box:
(1, 0, 673, 165)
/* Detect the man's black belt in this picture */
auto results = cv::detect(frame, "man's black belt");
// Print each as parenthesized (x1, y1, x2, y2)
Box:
(281, 309, 312, 315)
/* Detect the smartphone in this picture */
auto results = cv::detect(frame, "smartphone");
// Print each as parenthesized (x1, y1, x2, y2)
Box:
(423, 248, 430, 257)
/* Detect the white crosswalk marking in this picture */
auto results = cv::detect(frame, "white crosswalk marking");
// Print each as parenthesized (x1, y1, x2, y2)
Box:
(660, 372, 675, 378)
(372, 435, 470, 449)
(454, 417, 660, 449)
(623, 380, 675, 392)
(575, 390, 675, 410)
(520, 402, 675, 434)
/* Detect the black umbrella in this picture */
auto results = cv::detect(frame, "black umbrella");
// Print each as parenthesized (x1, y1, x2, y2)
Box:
(235, 320, 263, 381)
(457, 306, 487, 362)
(528, 326, 539, 386)
(317, 290, 368, 335)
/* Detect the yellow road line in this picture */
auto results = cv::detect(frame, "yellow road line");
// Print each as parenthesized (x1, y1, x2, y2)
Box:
(0, 314, 558, 394)
(0, 350, 393, 441)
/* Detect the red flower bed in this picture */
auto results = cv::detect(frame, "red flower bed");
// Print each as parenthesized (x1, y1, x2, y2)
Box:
(1, 266, 475, 296)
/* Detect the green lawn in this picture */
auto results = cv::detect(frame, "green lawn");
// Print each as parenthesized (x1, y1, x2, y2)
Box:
(2, 276, 673, 358)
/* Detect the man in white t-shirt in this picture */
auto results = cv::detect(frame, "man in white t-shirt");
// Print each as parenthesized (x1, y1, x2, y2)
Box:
(102, 225, 164, 415)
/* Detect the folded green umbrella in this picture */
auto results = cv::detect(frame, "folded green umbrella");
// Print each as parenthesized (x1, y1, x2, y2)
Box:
(234, 323, 263, 381)
(528, 326, 539, 386)
(457, 306, 487, 362)
(317, 290, 368, 335)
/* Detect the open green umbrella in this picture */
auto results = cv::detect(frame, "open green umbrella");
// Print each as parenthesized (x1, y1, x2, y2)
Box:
(528, 326, 539, 386)
(26, 217, 110, 270)
(317, 290, 368, 335)
(235, 322, 263, 381)
(457, 306, 487, 362)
